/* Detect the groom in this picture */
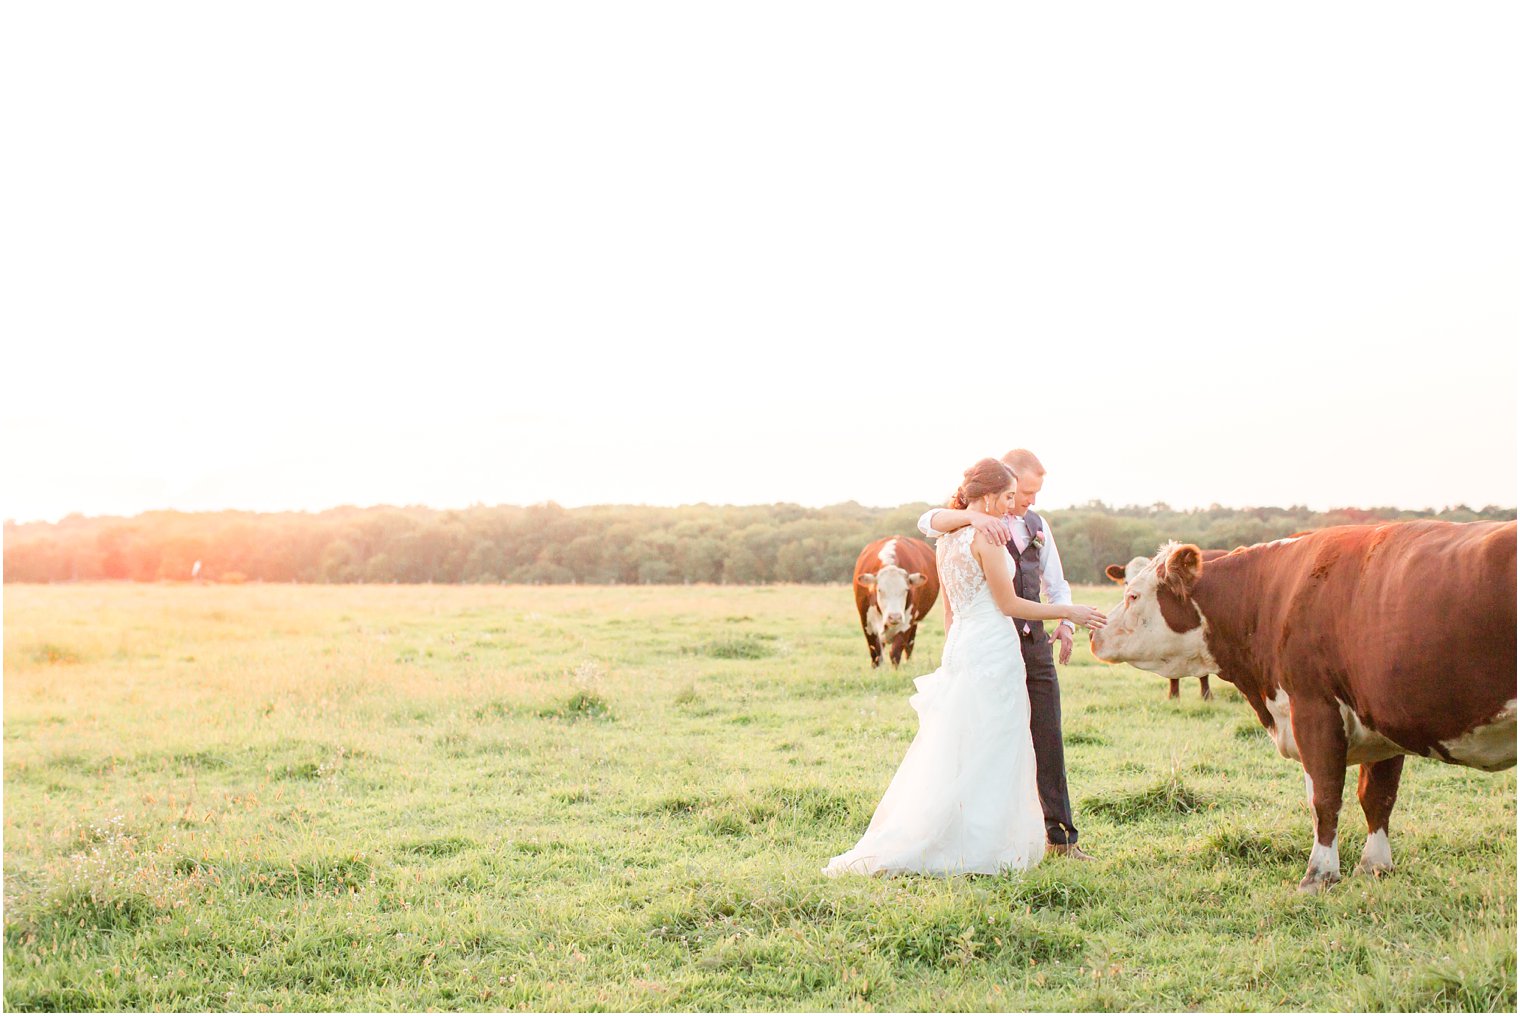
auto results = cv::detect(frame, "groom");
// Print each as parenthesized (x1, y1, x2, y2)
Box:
(917, 448, 1093, 860)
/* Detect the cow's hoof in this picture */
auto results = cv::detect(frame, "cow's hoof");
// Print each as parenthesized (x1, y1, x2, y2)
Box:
(1297, 871, 1340, 894)
(1200, 691, 1214, 701)
(1353, 860, 1394, 878)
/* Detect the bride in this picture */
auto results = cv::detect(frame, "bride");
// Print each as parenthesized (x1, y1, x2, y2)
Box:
(824, 457, 1107, 877)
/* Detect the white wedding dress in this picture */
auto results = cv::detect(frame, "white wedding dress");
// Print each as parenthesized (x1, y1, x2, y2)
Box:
(823, 526, 1046, 876)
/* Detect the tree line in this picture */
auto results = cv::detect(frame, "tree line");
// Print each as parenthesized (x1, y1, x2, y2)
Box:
(4, 501, 1513, 587)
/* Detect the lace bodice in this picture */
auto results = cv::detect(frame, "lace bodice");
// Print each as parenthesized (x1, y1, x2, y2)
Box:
(936, 527, 1005, 616)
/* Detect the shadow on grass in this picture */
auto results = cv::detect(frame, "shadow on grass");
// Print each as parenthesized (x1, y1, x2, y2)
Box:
(396, 835, 477, 857)
(1083, 774, 1213, 823)
(643, 784, 868, 838)
(1351, 928, 1516, 1011)
(538, 692, 612, 722)
(1201, 824, 1304, 867)
(4, 887, 159, 947)
(29, 643, 84, 665)
(647, 874, 1085, 973)
(173, 853, 384, 898)
(685, 636, 776, 660)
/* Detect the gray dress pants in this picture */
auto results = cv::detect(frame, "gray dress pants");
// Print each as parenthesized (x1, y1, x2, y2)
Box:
(1020, 631, 1078, 845)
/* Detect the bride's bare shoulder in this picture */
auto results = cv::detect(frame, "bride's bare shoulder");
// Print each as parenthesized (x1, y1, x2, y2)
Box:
(969, 528, 1000, 550)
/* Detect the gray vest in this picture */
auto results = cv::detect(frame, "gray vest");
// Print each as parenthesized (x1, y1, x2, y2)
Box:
(1009, 511, 1044, 639)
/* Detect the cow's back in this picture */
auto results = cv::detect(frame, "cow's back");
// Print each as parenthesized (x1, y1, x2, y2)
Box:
(1263, 521, 1516, 755)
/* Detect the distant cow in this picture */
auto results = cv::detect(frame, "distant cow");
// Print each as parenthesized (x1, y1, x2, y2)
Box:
(1092, 521, 1516, 892)
(1105, 553, 1224, 700)
(853, 536, 940, 668)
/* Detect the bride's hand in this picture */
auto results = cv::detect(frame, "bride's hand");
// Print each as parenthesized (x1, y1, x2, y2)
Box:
(1066, 605, 1107, 630)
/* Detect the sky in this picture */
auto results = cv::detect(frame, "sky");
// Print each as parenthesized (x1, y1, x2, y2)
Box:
(3, 2, 1516, 524)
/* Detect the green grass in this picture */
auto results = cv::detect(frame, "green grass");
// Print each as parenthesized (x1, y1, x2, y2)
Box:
(3, 582, 1514, 1011)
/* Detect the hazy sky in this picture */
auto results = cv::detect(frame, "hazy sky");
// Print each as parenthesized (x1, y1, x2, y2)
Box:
(4, 2, 1516, 524)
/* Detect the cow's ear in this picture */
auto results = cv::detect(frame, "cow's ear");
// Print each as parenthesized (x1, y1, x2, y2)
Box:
(857, 572, 876, 587)
(1162, 544, 1203, 592)
(907, 572, 927, 587)
(1104, 564, 1127, 584)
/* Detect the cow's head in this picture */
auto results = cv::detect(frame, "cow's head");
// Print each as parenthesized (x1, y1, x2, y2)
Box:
(857, 565, 927, 634)
(1104, 556, 1152, 585)
(1090, 543, 1218, 679)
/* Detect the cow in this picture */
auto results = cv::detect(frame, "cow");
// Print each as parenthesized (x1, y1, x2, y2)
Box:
(853, 536, 940, 668)
(1105, 553, 1222, 700)
(1090, 521, 1516, 892)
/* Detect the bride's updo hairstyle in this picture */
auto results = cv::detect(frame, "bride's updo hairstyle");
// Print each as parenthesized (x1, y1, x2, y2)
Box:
(949, 457, 1015, 509)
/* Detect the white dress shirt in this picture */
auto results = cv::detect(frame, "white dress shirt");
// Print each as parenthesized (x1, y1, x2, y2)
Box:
(917, 509, 1075, 630)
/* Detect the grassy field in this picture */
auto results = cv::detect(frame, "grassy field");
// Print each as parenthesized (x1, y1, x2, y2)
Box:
(3, 582, 1515, 1011)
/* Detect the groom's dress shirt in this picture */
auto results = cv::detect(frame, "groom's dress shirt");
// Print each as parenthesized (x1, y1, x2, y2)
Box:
(916, 509, 1076, 631)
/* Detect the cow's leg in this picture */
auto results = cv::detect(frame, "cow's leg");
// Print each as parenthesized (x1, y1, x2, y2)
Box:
(1199, 676, 1213, 700)
(862, 627, 883, 668)
(1292, 700, 1348, 893)
(1353, 755, 1404, 877)
(888, 633, 905, 667)
(1167, 679, 1180, 699)
(901, 624, 916, 661)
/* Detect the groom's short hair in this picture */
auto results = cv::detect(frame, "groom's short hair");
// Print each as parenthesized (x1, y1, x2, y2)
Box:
(1002, 448, 1045, 478)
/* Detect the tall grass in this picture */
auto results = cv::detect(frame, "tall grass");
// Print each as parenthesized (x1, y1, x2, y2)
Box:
(4, 582, 1514, 1010)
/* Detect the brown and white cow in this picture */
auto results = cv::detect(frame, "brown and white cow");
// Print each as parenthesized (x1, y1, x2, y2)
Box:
(853, 536, 940, 668)
(1106, 554, 1216, 700)
(1103, 535, 1328, 698)
(1091, 521, 1516, 892)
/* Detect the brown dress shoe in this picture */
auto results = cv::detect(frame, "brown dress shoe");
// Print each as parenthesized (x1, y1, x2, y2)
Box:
(1045, 843, 1095, 861)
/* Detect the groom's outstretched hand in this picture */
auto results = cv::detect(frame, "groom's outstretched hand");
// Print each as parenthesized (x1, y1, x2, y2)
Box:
(1049, 625, 1074, 665)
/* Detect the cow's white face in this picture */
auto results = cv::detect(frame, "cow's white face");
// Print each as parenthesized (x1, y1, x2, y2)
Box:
(1091, 543, 1218, 680)
(858, 565, 927, 638)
